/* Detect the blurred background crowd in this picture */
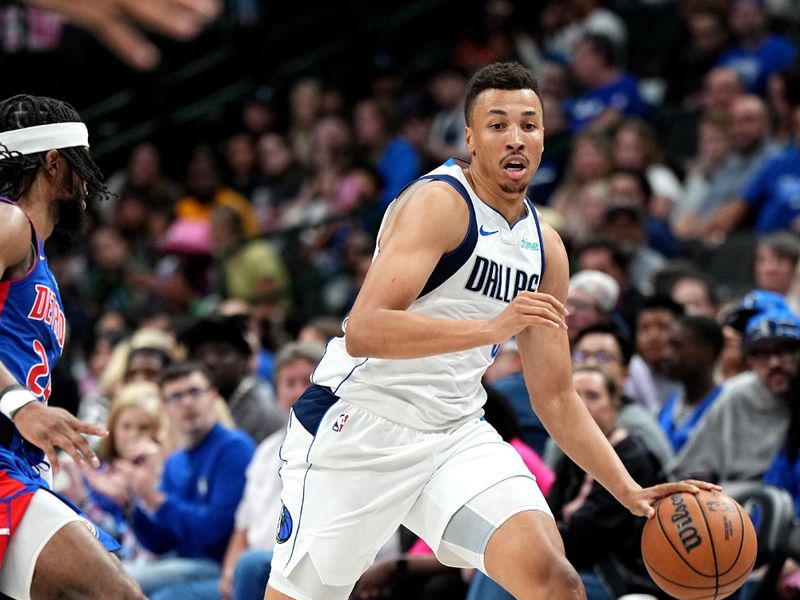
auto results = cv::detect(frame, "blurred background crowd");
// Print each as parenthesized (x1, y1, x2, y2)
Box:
(6, 0, 800, 598)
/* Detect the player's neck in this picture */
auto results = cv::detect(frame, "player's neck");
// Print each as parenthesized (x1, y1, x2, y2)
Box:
(464, 165, 527, 225)
(17, 186, 56, 241)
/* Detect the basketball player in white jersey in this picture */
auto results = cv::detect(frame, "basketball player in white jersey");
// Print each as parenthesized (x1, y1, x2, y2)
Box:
(265, 63, 717, 600)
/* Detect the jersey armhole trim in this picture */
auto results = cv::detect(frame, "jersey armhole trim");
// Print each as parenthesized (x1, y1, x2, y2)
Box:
(417, 174, 478, 298)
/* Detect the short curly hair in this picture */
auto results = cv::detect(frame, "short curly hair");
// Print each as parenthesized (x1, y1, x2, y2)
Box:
(463, 62, 541, 126)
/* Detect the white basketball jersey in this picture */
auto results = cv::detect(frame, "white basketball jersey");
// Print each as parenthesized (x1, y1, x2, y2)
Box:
(312, 159, 546, 430)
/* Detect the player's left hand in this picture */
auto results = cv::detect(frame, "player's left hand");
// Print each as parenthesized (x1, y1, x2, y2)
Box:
(624, 480, 723, 519)
(12, 402, 106, 473)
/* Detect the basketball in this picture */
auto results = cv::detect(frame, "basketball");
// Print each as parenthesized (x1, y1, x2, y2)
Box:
(641, 490, 757, 600)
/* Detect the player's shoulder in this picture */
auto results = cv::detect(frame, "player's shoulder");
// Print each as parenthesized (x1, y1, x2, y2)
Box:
(0, 200, 30, 235)
(392, 179, 470, 233)
(0, 201, 33, 268)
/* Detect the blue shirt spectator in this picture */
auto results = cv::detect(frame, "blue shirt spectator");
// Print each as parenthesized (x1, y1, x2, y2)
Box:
(742, 144, 800, 233)
(566, 74, 648, 133)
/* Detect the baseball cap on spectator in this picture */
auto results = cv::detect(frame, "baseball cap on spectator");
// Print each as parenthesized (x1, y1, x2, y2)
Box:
(569, 270, 620, 312)
(743, 309, 800, 354)
(724, 290, 790, 332)
(159, 218, 212, 255)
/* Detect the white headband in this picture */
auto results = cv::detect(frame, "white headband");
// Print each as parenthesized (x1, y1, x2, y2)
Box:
(0, 122, 89, 158)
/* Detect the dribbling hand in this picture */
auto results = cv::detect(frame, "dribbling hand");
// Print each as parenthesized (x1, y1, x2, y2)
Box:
(623, 480, 723, 519)
(488, 290, 568, 343)
(12, 402, 106, 473)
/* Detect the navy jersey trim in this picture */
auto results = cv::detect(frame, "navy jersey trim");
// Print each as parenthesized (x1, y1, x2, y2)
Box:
(292, 384, 340, 435)
(416, 174, 478, 298)
(529, 198, 546, 282)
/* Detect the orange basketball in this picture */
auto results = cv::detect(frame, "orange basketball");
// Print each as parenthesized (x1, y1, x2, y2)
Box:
(641, 490, 757, 600)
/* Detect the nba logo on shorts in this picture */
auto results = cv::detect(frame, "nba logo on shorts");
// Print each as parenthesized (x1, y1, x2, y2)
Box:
(276, 504, 293, 544)
(332, 413, 349, 432)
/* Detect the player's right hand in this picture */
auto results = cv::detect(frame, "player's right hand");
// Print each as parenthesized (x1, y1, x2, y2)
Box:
(12, 402, 106, 473)
(488, 290, 568, 343)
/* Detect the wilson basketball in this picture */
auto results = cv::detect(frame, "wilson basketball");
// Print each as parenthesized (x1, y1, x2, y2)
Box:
(641, 490, 757, 600)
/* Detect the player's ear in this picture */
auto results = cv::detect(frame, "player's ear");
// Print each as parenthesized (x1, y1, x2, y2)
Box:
(465, 125, 475, 155)
(43, 149, 61, 175)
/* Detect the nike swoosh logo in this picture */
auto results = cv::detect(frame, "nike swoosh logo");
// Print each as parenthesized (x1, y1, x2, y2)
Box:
(479, 225, 499, 236)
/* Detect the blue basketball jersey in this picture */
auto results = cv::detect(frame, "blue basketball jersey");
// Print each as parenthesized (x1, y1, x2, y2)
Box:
(0, 197, 65, 404)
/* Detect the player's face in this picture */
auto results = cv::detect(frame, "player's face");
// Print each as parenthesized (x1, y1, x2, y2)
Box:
(54, 153, 89, 235)
(465, 88, 544, 196)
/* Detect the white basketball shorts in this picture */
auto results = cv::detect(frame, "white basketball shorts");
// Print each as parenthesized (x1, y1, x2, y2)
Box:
(269, 384, 551, 593)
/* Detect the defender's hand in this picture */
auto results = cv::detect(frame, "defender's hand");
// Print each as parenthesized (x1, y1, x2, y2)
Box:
(12, 402, 106, 473)
(22, 0, 221, 71)
(622, 480, 723, 519)
(488, 291, 568, 343)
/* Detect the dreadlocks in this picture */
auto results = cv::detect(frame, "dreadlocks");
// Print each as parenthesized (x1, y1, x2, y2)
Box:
(0, 94, 110, 202)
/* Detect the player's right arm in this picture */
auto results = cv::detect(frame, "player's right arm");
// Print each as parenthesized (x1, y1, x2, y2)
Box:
(0, 203, 105, 472)
(344, 182, 566, 359)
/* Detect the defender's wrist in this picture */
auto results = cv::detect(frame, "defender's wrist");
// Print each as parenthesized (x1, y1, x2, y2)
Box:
(0, 385, 37, 421)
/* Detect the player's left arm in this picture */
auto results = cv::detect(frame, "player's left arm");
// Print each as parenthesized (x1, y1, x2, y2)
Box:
(517, 222, 719, 517)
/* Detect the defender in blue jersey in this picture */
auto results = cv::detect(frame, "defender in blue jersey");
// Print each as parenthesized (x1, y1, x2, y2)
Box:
(0, 95, 144, 599)
(265, 63, 720, 600)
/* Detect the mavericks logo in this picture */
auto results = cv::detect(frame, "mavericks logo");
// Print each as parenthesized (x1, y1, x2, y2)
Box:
(276, 504, 293, 544)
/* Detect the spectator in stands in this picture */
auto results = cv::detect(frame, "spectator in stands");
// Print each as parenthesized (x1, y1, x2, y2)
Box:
(692, 95, 782, 238)
(659, 316, 725, 452)
(672, 114, 743, 239)
(550, 129, 613, 241)
(767, 64, 800, 146)
(571, 323, 674, 469)
(706, 101, 800, 236)
(718, 0, 796, 94)
(483, 339, 548, 455)
(611, 119, 683, 219)
(701, 66, 746, 119)
(121, 362, 255, 598)
(528, 92, 572, 206)
(602, 206, 666, 296)
(626, 296, 684, 415)
(423, 68, 469, 164)
(544, 0, 627, 63)
(287, 78, 322, 167)
(753, 232, 800, 310)
(181, 313, 285, 443)
(103, 141, 182, 222)
(210, 205, 290, 316)
(574, 237, 643, 331)
(670, 309, 800, 482)
(251, 132, 308, 231)
(222, 132, 260, 200)
(564, 33, 648, 133)
(161, 342, 324, 600)
(59, 381, 166, 567)
(663, 6, 729, 107)
(565, 269, 620, 344)
(353, 97, 421, 209)
(668, 270, 720, 318)
(174, 144, 258, 236)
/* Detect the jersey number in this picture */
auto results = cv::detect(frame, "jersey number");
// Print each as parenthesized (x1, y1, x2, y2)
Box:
(25, 340, 51, 402)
